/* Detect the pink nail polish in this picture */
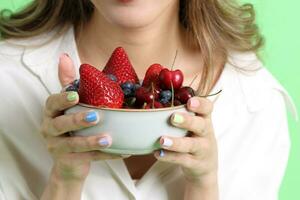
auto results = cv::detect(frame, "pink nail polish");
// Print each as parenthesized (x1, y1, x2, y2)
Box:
(161, 138, 173, 147)
(189, 98, 199, 108)
(59, 53, 69, 60)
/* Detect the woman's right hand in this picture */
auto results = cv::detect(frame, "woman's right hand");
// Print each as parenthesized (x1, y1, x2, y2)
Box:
(40, 54, 122, 200)
(41, 91, 122, 183)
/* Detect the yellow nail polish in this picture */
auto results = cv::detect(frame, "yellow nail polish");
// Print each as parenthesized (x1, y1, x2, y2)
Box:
(172, 114, 184, 124)
(67, 91, 78, 102)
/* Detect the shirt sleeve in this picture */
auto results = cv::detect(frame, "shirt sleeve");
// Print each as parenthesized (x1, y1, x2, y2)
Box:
(222, 89, 291, 200)
(0, 184, 7, 200)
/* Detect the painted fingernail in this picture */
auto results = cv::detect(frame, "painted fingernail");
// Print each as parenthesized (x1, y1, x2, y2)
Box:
(60, 53, 70, 59)
(161, 137, 173, 148)
(159, 150, 165, 157)
(98, 137, 109, 147)
(189, 98, 199, 108)
(85, 111, 98, 123)
(67, 91, 78, 102)
(172, 114, 184, 124)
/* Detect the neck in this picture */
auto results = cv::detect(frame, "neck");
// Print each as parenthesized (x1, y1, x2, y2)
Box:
(76, 2, 185, 76)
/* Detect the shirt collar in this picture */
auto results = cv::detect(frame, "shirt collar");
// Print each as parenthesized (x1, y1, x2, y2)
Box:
(105, 159, 175, 198)
(21, 26, 80, 94)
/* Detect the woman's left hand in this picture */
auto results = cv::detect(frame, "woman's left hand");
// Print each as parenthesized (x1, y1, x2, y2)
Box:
(155, 97, 218, 187)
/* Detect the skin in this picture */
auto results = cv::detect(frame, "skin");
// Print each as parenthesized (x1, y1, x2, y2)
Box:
(41, 0, 221, 199)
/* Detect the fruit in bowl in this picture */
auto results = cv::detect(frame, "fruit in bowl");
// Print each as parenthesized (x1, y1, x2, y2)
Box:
(65, 47, 196, 155)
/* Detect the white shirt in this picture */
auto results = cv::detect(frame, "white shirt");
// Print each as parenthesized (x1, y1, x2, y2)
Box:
(0, 27, 297, 200)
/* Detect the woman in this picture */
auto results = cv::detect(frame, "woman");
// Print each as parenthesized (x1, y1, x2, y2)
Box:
(0, 0, 296, 199)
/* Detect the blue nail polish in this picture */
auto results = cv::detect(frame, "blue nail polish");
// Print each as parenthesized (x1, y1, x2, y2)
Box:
(159, 150, 165, 157)
(85, 111, 98, 122)
(99, 138, 109, 146)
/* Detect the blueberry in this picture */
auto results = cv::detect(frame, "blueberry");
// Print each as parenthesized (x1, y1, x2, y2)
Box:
(121, 81, 134, 90)
(160, 90, 172, 101)
(66, 85, 78, 92)
(123, 88, 133, 97)
(107, 74, 118, 82)
(160, 97, 170, 104)
(124, 97, 136, 107)
(73, 79, 80, 89)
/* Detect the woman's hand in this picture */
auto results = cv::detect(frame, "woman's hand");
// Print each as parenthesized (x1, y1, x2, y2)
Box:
(40, 54, 123, 200)
(42, 92, 122, 180)
(40, 92, 123, 200)
(155, 97, 218, 200)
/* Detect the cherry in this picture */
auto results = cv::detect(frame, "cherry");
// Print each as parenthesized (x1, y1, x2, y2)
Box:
(162, 99, 182, 107)
(175, 86, 195, 104)
(135, 87, 159, 106)
(144, 101, 164, 109)
(159, 68, 184, 90)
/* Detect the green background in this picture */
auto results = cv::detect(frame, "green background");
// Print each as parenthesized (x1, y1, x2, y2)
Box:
(0, 0, 299, 199)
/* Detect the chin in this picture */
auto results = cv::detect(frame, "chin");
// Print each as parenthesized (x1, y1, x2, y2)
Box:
(106, 8, 159, 28)
(92, 0, 178, 29)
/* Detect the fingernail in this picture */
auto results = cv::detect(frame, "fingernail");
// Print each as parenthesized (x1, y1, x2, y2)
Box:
(189, 98, 199, 108)
(172, 113, 184, 124)
(161, 137, 173, 148)
(60, 53, 70, 59)
(159, 150, 165, 157)
(85, 111, 98, 123)
(98, 137, 109, 146)
(67, 91, 78, 102)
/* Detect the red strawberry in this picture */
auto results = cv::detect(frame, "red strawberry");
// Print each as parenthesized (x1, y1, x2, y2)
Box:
(78, 64, 124, 108)
(142, 64, 164, 88)
(103, 47, 139, 85)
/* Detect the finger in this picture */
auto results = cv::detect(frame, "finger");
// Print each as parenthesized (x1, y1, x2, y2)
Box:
(187, 97, 213, 117)
(44, 91, 79, 117)
(42, 110, 100, 137)
(154, 150, 196, 169)
(58, 53, 76, 87)
(48, 134, 112, 154)
(66, 151, 124, 162)
(170, 113, 208, 137)
(159, 136, 206, 154)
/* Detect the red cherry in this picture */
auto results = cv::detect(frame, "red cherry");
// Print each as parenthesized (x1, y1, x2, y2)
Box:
(154, 101, 163, 108)
(135, 87, 159, 106)
(153, 86, 161, 97)
(175, 86, 195, 104)
(144, 101, 164, 109)
(174, 99, 182, 106)
(159, 68, 184, 90)
(144, 104, 151, 109)
(162, 99, 182, 107)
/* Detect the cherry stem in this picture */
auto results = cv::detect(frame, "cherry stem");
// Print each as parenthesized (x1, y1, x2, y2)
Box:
(197, 89, 223, 98)
(143, 102, 147, 109)
(151, 82, 155, 109)
(171, 49, 178, 71)
(171, 81, 175, 107)
(189, 73, 200, 87)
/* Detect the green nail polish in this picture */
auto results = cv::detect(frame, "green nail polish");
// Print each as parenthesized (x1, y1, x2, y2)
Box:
(67, 92, 78, 102)
(172, 114, 184, 124)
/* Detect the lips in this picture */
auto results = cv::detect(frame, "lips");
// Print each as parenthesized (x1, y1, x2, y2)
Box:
(118, 0, 133, 3)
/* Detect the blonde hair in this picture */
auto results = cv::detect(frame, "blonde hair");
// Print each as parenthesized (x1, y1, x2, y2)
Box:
(0, 0, 263, 94)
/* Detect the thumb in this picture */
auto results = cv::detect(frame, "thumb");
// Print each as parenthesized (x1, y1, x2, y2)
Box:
(58, 53, 76, 87)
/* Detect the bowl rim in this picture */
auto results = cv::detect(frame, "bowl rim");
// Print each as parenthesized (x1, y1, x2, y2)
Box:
(78, 103, 186, 112)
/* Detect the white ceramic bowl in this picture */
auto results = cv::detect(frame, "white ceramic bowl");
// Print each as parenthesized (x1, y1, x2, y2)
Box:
(66, 104, 194, 155)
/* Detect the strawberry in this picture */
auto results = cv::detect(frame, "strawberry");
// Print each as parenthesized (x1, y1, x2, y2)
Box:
(78, 64, 124, 108)
(103, 47, 139, 85)
(142, 64, 164, 88)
